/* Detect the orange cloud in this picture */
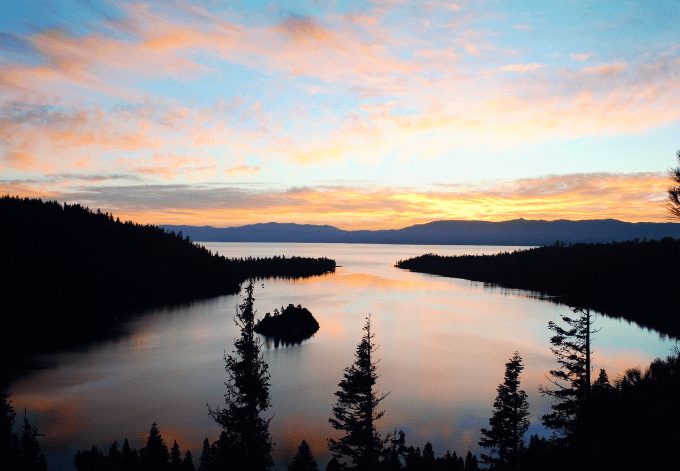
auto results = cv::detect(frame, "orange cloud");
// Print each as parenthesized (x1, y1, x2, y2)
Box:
(4, 172, 665, 229)
(2, 2, 679, 174)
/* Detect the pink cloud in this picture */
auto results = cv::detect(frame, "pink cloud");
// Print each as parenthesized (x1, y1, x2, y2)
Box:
(570, 52, 593, 62)
(497, 62, 546, 73)
(1, 173, 668, 229)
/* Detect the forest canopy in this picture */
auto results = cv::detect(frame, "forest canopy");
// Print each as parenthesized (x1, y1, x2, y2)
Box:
(0, 196, 335, 380)
(396, 239, 680, 337)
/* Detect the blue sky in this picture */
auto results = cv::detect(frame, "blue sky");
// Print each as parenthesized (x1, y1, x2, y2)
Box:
(1, 0, 679, 227)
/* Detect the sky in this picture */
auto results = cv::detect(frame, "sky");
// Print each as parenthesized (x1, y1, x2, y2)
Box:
(1, 0, 679, 229)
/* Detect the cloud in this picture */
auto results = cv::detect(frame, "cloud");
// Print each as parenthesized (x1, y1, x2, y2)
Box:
(1, 0, 679, 217)
(570, 52, 593, 62)
(1, 172, 668, 229)
(497, 63, 546, 73)
(225, 165, 260, 175)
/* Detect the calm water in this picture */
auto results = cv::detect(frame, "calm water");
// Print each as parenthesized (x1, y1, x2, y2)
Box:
(10, 243, 676, 470)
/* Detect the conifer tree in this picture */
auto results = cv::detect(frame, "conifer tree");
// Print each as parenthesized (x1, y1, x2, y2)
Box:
(17, 414, 47, 471)
(479, 351, 530, 471)
(121, 438, 139, 469)
(383, 430, 407, 471)
(464, 451, 479, 471)
(328, 316, 388, 470)
(170, 440, 182, 469)
(541, 307, 597, 461)
(182, 450, 195, 471)
(288, 440, 319, 471)
(667, 149, 680, 219)
(140, 422, 169, 471)
(108, 440, 121, 466)
(325, 458, 341, 471)
(209, 281, 272, 471)
(198, 438, 212, 471)
(421, 442, 435, 471)
(1, 391, 15, 469)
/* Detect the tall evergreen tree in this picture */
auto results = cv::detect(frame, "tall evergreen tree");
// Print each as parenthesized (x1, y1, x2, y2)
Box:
(328, 316, 388, 470)
(288, 440, 319, 471)
(182, 450, 195, 471)
(382, 430, 407, 471)
(197, 438, 212, 471)
(540, 307, 596, 461)
(17, 413, 47, 471)
(1, 391, 15, 470)
(479, 351, 530, 471)
(209, 281, 273, 471)
(464, 451, 479, 471)
(170, 440, 182, 469)
(420, 442, 435, 471)
(667, 149, 680, 219)
(140, 422, 169, 471)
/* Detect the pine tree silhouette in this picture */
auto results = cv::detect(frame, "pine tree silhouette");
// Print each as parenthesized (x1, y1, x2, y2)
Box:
(209, 281, 273, 471)
(140, 422, 169, 471)
(541, 307, 597, 465)
(479, 351, 530, 470)
(328, 315, 388, 470)
(288, 440, 319, 471)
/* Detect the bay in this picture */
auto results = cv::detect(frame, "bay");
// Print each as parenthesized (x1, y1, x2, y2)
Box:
(9, 243, 676, 470)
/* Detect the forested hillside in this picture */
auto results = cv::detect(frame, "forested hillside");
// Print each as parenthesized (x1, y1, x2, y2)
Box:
(0, 196, 334, 376)
(397, 239, 680, 337)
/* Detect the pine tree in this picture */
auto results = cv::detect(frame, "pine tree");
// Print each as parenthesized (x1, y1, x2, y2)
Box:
(182, 450, 195, 471)
(1, 391, 15, 469)
(328, 316, 388, 470)
(540, 307, 597, 462)
(17, 413, 47, 471)
(421, 442, 435, 471)
(325, 458, 341, 471)
(667, 149, 680, 219)
(383, 430, 407, 471)
(121, 438, 139, 469)
(209, 281, 272, 471)
(464, 451, 479, 471)
(479, 351, 530, 471)
(198, 438, 212, 471)
(140, 422, 169, 471)
(170, 440, 182, 469)
(288, 440, 319, 471)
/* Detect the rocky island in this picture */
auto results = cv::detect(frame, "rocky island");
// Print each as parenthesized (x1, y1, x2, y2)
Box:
(254, 304, 320, 345)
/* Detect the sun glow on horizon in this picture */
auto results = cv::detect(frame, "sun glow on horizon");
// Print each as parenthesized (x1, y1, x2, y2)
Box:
(1, 1, 679, 225)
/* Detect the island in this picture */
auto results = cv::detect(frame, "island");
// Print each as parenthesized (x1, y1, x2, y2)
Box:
(396, 238, 680, 338)
(255, 304, 320, 346)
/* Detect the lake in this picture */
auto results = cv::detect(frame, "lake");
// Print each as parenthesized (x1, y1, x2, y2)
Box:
(9, 243, 676, 470)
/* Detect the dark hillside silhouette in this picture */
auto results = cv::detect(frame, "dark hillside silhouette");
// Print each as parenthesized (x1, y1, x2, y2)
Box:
(396, 239, 680, 337)
(163, 219, 680, 245)
(0, 196, 335, 382)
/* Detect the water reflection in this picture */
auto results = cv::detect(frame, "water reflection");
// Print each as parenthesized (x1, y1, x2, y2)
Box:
(8, 243, 676, 470)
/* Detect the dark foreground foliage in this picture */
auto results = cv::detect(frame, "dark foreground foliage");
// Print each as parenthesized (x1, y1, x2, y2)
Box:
(1, 390, 47, 471)
(0, 196, 335, 382)
(395, 239, 680, 337)
(73, 423, 195, 471)
(254, 304, 320, 345)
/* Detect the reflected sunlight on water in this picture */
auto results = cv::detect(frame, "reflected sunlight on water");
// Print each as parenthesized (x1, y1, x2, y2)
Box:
(9, 243, 677, 470)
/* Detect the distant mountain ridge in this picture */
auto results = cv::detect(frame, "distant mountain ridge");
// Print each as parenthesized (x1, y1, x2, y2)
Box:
(163, 219, 680, 245)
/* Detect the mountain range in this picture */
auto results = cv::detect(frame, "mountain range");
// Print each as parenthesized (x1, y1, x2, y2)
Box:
(163, 219, 680, 246)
